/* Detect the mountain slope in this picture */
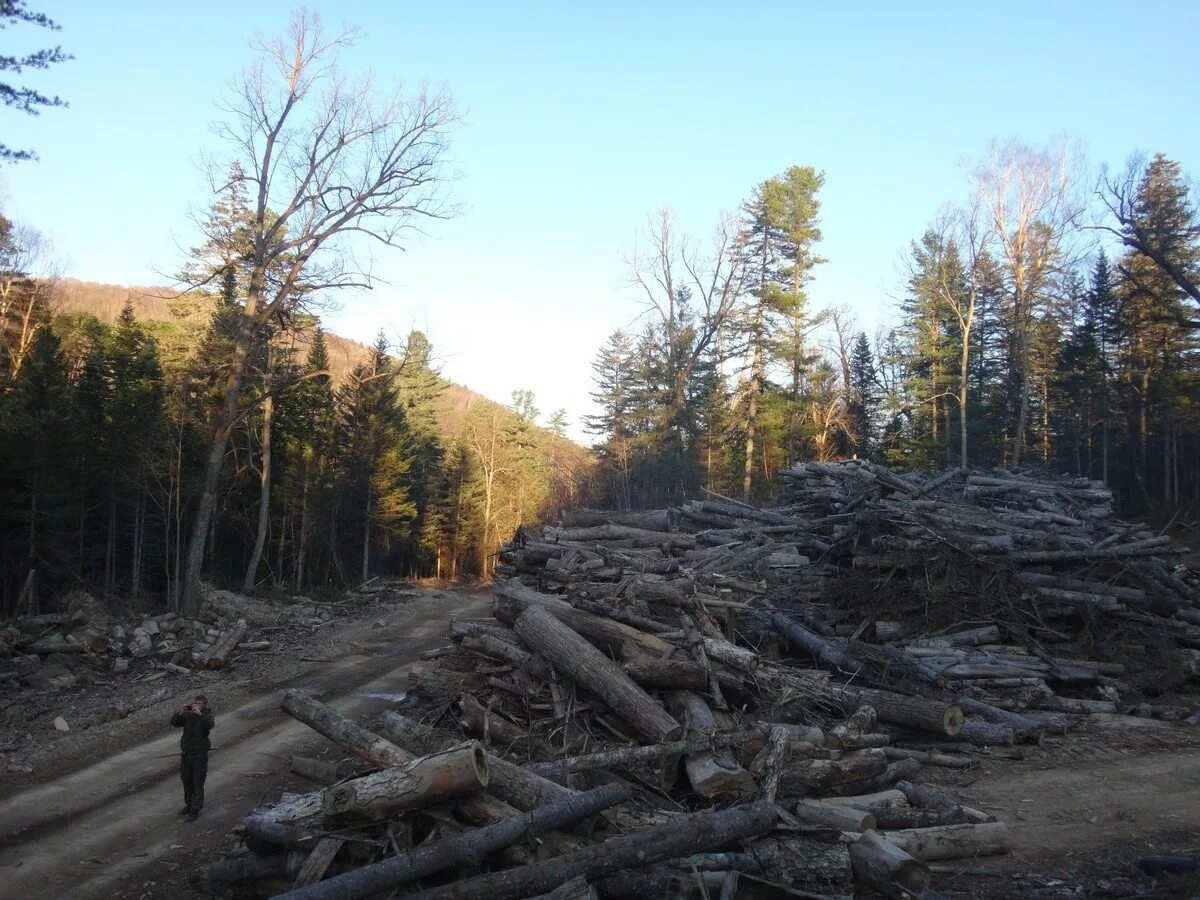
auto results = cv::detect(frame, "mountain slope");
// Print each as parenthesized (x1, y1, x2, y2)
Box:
(53, 278, 585, 460)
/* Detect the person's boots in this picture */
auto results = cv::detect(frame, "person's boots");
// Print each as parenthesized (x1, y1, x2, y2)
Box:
(178, 806, 191, 815)
(184, 810, 200, 822)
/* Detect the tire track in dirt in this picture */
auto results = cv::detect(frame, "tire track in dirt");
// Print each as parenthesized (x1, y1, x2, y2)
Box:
(0, 591, 488, 899)
(946, 716, 1200, 868)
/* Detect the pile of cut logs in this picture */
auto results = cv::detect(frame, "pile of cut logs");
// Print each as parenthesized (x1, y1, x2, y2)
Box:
(194, 462, 1200, 898)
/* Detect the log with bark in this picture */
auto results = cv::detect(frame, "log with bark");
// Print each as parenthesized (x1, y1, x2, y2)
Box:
(278, 690, 517, 826)
(458, 694, 531, 748)
(273, 784, 631, 900)
(668, 691, 756, 798)
(289, 755, 364, 785)
(792, 798, 877, 832)
(880, 822, 1011, 861)
(281, 690, 412, 768)
(513, 604, 681, 743)
(526, 728, 763, 783)
(205, 618, 248, 669)
(407, 801, 779, 900)
(322, 742, 489, 820)
(494, 579, 676, 659)
(848, 829, 929, 899)
(780, 750, 888, 796)
(851, 689, 964, 737)
(896, 780, 993, 823)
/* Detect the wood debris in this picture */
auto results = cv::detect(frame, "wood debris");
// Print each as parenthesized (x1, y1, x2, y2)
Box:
(193, 461, 1200, 898)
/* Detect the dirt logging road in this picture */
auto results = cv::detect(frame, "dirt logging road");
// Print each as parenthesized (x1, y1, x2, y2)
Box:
(0, 589, 488, 900)
(0, 585, 1198, 898)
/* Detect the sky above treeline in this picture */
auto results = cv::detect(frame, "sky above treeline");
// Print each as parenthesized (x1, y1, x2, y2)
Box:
(4, 1, 1198, 440)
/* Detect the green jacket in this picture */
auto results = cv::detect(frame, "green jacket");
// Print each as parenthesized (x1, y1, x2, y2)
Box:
(171, 706, 215, 752)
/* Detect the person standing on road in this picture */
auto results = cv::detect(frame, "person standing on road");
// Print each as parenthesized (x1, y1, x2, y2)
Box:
(171, 694, 214, 821)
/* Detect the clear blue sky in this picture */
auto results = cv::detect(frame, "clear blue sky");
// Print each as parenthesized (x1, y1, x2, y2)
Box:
(4, 1, 1198, 439)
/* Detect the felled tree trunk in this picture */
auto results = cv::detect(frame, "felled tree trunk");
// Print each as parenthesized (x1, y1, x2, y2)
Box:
(493, 579, 675, 658)
(822, 788, 907, 808)
(849, 830, 929, 899)
(527, 876, 595, 900)
(546, 523, 695, 549)
(206, 618, 248, 669)
(281, 689, 411, 767)
(780, 749, 888, 796)
(771, 612, 854, 672)
(485, 756, 580, 811)
(458, 694, 530, 748)
(668, 691, 755, 798)
(527, 728, 762, 784)
(882, 747, 973, 769)
(749, 725, 789, 803)
(955, 698, 1042, 741)
(896, 780, 992, 823)
(831, 757, 922, 795)
(278, 691, 517, 826)
(322, 742, 489, 821)
(239, 817, 316, 852)
(376, 711, 443, 755)
(792, 799, 876, 832)
(289, 755, 363, 785)
(461, 632, 552, 680)
(406, 801, 778, 900)
(960, 721, 1015, 747)
(273, 784, 631, 900)
(560, 508, 674, 530)
(514, 605, 681, 743)
(882, 822, 1011, 861)
(621, 651, 711, 692)
(852, 689, 964, 737)
(376, 706, 577, 813)
(192, 852, 294, 883)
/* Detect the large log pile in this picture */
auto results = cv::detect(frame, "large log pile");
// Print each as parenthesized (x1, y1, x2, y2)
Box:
(194, 461, 1200, 898)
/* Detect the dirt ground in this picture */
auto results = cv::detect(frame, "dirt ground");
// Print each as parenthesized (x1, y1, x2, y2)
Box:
(0, 585, 490, 899)
(922, 714, 1200, 898)
(1, 585, 1198, 899)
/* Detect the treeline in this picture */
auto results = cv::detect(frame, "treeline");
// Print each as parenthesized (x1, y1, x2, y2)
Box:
(586, 145, 1200, 515)
(0, 219, 587, 615)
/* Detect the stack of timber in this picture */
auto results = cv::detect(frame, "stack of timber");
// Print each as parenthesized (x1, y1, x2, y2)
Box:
(195, 461, 1200, 898)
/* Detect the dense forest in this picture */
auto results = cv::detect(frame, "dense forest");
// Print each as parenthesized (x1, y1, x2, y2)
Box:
(0, 255, 589, 614)
(585, 146, 1200, 519)
(2, 9, 1199, 618)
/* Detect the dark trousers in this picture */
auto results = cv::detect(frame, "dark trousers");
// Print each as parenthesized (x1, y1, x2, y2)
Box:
(180, 751, 209, 812)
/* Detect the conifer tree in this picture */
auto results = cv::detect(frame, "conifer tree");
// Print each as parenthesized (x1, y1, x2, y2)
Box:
(335, 333, 415, 583)
(847, 332, 878, 459)
(734, 166, 825, 498)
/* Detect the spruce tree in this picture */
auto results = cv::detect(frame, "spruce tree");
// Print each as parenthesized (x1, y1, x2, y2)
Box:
(848, 332, 878, 459)
(334, 333, 415, 582)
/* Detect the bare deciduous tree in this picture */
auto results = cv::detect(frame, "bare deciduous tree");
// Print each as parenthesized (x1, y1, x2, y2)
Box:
(464, 402, 507, 577)
(626, 208, 747, 496)
(970, 137, 1085, 466)
(926, 201, 990, 467)
(179, 9, 458, 612)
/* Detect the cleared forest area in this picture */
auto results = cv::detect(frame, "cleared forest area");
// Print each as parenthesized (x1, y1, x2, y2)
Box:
(2, 2, 1200, 899)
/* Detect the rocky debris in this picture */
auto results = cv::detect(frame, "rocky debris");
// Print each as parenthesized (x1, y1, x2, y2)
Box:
(0, 579, 425, 766)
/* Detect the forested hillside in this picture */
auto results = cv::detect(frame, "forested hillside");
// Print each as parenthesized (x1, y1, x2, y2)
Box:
(585, 149, 1200, 518)
(0, 267, 590, 614)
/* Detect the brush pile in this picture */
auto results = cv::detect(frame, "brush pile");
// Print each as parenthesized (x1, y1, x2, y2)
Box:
(194, 461, 1200, 899)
